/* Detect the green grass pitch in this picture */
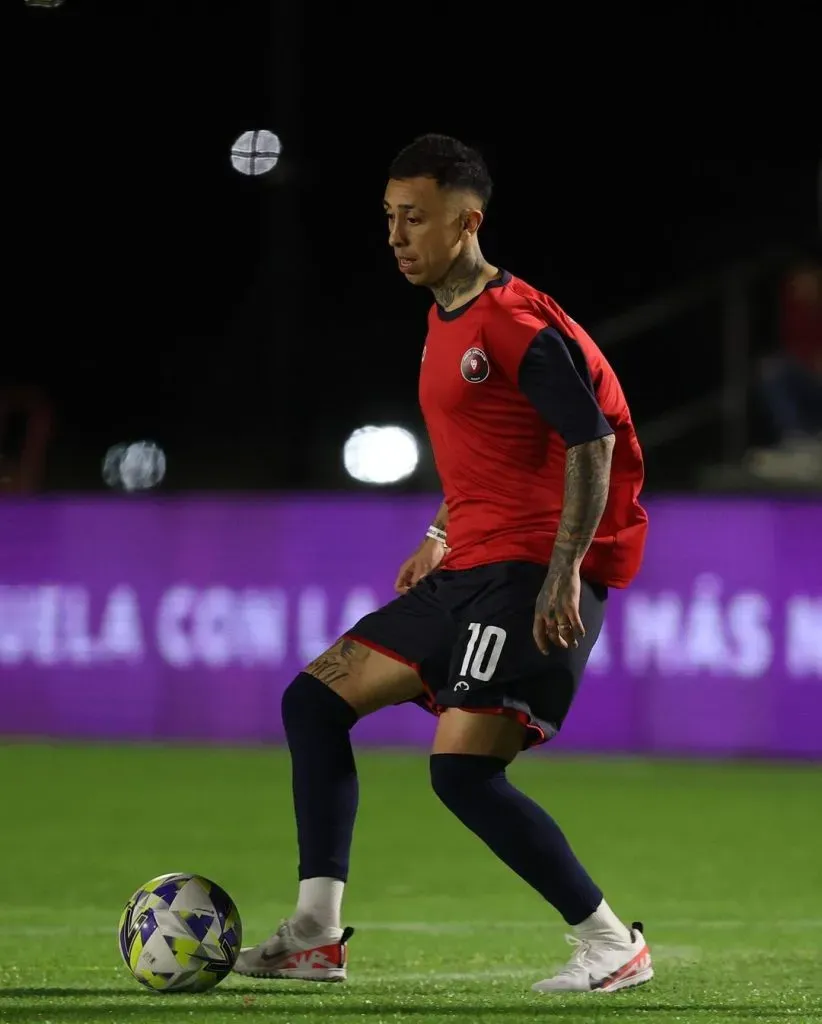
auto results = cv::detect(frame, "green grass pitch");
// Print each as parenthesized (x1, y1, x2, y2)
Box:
(0, 743, 820, 1023)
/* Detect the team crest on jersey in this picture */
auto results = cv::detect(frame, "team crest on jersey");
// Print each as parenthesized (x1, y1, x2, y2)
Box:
(460, 347, 490, 383)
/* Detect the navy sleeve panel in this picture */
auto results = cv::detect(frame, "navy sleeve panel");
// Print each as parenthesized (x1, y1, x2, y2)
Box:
(517, 327, 615, 447)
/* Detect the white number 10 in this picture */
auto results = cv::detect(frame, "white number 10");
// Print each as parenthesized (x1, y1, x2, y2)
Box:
(458, 622, 508, 682)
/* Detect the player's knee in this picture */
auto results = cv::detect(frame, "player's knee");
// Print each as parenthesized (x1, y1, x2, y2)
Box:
(429, 753, 505, 810)
(281, 671, 358, 737)
(281, 672, 315, 731)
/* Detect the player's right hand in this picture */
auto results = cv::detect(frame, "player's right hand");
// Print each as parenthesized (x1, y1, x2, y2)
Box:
(394, 537, 448, 594)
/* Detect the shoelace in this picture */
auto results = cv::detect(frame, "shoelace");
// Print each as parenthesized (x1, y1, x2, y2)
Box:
(260, 920, 290, 956)
(554, 934, 593, 977)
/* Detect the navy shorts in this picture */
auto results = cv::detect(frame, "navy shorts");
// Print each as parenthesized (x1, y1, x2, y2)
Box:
(345, 560, 607, 749)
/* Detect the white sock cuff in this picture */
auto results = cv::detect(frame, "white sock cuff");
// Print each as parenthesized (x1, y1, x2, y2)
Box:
(294, 877, 345, 935)
(574, 898, 632, 943)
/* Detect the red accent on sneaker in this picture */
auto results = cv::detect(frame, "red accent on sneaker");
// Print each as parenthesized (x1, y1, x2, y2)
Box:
(592, 942, 652, 991)
(277, 941, 343, 972)
(264, 925, 354, 973)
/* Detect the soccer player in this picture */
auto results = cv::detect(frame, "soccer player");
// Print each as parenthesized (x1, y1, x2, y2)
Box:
(235, 134, 652, 994)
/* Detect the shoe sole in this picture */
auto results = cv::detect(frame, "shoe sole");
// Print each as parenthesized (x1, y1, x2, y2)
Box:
(234, 968, 346, 982)
(597, 965, 654, 993)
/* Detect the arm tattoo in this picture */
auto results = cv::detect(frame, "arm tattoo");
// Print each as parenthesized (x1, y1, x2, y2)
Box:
(548, 435, 615, 575)
(306, 638, 369, 686)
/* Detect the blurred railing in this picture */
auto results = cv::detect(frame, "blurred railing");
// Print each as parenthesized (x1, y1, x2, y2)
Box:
(592, 249, 795, 467)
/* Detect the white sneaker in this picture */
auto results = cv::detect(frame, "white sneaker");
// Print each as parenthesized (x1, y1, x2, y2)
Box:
(233, 920, 354, 982)
(532, 920, 653, 994)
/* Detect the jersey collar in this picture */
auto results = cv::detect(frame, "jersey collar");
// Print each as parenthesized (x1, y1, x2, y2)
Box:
(436, 269, 512, 322)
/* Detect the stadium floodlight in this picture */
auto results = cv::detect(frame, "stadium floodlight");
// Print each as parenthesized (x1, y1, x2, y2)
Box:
(343, 425, 419, 485)
(103, 441, 166, 492)
(230, 130, 281, 176)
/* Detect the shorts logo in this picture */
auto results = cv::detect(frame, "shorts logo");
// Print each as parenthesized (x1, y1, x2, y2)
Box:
(453, 680, 470, 692)
(460, 347, 490, 383)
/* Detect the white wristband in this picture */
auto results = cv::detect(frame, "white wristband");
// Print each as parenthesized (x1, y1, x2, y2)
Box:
(426, 525, 447, 544)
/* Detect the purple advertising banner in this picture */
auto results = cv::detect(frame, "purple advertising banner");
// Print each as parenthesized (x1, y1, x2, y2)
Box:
(1, 496, 821, 758)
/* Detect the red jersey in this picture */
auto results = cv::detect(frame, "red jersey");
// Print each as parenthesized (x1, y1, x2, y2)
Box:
(780, 268, 822, 370)
(418, 270, 648, 588)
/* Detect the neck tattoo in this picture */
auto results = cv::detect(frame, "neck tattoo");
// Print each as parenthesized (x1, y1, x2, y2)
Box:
(433, 252, 485, 309)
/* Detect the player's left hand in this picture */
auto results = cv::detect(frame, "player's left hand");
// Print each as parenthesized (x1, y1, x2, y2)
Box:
(533, 567, 585, 653)
(394, 536, 448, 594)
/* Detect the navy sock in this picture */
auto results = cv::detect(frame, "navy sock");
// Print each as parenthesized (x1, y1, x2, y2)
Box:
(430, 753, 602, 925)
(281, 672, 359, 882)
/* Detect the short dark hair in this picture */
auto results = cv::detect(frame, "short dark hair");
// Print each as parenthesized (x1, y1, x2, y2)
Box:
(388, 134, 493, 210)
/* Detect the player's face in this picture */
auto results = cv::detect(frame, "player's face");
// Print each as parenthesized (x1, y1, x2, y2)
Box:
(384, 177, 478, 287)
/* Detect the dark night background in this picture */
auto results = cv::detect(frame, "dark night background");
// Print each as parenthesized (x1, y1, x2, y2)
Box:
(7, 1, 821, 494)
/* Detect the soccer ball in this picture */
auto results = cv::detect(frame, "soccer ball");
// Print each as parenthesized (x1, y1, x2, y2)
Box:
(118, 872, 242, 993)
